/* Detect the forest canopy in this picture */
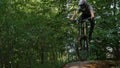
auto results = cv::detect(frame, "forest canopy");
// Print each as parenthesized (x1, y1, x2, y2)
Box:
(0, 0, 120, 68)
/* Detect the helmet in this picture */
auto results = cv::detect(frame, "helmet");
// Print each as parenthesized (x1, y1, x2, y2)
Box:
(78, 0, 87, 6)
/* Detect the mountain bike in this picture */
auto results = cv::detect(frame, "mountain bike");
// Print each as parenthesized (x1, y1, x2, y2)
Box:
(74, 17, 90, 61)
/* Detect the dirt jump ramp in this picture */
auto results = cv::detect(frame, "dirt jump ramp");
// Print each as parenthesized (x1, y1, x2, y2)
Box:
(62, 61, 120, 68)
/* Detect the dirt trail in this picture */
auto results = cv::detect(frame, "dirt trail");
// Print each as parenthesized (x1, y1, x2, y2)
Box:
(62, 61, 120, 68)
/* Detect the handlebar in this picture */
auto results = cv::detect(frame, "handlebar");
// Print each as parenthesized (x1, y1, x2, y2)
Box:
(71, 17, 91, 23)
(81, 17, 91, 22)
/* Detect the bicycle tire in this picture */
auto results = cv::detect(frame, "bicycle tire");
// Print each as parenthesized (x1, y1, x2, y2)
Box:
(79, 36, 89, 61)
(76, 18, 91, 61)
(79, 20, 90, 61)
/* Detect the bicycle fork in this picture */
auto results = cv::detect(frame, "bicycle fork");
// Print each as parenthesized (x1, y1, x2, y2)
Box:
(80, 22, 88, 50)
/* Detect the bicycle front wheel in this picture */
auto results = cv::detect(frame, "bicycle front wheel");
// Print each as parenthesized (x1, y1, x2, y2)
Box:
(79, 36, 89, 61)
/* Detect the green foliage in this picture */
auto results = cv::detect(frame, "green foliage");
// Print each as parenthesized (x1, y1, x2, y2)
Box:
(0, 0, 120, 68)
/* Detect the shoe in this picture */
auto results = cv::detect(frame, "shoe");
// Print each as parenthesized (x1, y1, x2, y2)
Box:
(88, 36, 94, 43)
(89, 40, 94, 43)
(89, 36, 92, 41)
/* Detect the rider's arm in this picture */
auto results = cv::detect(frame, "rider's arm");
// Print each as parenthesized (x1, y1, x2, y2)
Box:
(90, 10, 94, 18)
(89, 5, 94, 19)
(70, 6, 82, 21)
(70, 11, 78, 21)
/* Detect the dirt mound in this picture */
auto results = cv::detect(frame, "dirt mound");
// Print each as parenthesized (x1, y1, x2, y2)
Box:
(62, 60, 120, 68)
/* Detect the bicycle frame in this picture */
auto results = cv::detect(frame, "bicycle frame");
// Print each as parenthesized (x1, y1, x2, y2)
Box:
(80, 21, 88, 48)
(77, 18, 90, 60)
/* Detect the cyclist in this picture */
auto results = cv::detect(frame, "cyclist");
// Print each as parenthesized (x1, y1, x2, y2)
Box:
(70, 0, 95, 42)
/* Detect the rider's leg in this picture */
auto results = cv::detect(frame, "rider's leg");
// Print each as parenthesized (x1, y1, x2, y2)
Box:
(78, 14, 89, 37)
(88, 18, 95, 41)
(77, 15, 85, 42)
